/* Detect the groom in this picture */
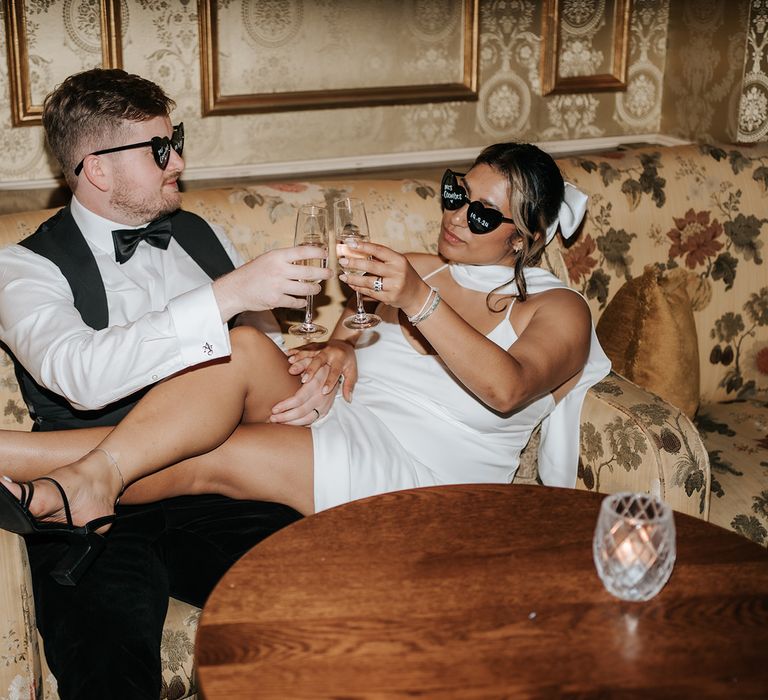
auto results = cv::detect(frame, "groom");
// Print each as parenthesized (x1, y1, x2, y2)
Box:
(0, 68, 331, 699)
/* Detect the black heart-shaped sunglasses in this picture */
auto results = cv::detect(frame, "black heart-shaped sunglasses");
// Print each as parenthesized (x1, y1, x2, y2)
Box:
(440, 169, 515, 235)
(74, 123, 184, 176)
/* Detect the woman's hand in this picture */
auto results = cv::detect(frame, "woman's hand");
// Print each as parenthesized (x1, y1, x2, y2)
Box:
(269, 339, 358, 425)
(269, 363, 337, 426)
(337, 241, 432, 319)
(287, 339, 357, 400)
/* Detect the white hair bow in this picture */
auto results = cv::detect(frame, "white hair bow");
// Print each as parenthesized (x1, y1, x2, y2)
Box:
(545, 182, 589, 244)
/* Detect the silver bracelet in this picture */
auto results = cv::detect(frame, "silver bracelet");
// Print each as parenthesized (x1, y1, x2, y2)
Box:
(407, 286, 437, 324)
(410, 290, 442, 326)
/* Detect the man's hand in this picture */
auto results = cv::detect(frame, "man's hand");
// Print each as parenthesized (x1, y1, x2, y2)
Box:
(213, 246, 333, 321)
(270, 340, 358, 425)
(269, 363, 337, 426)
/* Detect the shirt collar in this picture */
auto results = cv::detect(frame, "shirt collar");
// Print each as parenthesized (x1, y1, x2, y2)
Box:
(69, 196, 152, 256)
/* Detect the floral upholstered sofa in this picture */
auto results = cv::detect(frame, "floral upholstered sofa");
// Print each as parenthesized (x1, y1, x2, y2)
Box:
(1, 140, 763, 697)
(556, 142, 768, 545)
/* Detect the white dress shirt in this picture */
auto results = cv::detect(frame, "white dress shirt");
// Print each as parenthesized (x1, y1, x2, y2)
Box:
(0, 196, 281, 411)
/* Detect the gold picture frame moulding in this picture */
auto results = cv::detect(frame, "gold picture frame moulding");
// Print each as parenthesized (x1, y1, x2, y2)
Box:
(4, 0, 123, 126)
(541, 0, 631, 95)
(198, 0, 479, 116)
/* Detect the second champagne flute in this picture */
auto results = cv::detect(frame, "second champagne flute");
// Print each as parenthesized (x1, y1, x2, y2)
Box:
(334, 197, 381, 330)
(288, 204, 329, 339)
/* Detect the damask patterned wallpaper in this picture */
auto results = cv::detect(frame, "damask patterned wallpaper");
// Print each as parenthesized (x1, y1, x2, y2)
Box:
(738, 0, 768, 141)
(661, 0, 751, 142)
(0, 0, 761, 189)
(215, 1, 467, 94)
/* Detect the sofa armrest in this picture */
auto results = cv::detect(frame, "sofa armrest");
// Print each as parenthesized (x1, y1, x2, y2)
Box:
(576, 371, 711, 520)
(0, 530, 45, 698)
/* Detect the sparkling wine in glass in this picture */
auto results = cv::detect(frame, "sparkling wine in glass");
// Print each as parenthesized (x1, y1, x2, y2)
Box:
(288, 204, 329, 339)
(334, 197, 381, 330)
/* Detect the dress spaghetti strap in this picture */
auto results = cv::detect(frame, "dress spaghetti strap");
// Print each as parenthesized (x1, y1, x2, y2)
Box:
(504, 296, 516, 320)
(423, 263, 448, 281)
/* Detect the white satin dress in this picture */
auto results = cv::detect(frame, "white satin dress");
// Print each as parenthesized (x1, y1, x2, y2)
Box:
(310, 265, 610, 512)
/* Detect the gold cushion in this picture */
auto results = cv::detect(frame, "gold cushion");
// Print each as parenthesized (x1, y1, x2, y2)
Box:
(596, 265, 700, 418)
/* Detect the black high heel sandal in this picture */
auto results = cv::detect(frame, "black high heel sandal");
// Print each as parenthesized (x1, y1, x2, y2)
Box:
(0, 477, 115, 586)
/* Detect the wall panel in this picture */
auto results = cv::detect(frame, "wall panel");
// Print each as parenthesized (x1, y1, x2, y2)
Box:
(0, 0, 674, 188)
(660, 0, 750, 142)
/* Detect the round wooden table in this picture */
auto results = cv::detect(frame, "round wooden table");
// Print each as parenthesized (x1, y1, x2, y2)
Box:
(195, 485, 768, 699)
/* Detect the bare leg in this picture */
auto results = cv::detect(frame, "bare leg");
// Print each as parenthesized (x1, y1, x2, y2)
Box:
(121, 421, 314, 512)
(0, 421, 314, 512)
(1, 427, 109, 480)
(6, 326, 316, 524)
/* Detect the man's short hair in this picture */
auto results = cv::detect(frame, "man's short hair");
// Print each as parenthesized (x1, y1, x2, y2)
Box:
(43, 68, 176, 189)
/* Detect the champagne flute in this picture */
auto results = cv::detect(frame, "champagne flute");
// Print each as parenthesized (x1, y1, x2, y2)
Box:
(334, 197, 381, 330)
(288, 204, 329, 339)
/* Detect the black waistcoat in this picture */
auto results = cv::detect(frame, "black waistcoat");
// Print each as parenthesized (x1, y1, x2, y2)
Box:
(13, 207, 235, 431)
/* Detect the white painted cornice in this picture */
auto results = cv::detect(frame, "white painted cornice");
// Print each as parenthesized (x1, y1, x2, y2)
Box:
(0, 134, 692, 190)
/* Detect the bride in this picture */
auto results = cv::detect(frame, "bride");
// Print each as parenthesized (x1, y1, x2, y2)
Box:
(0, 142, 609, 581)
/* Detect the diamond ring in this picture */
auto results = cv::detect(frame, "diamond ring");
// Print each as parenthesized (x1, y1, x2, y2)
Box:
(373, 276, 383, 292)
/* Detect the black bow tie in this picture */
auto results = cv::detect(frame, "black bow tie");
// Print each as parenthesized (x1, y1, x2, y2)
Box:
(112, 217, 173, 264)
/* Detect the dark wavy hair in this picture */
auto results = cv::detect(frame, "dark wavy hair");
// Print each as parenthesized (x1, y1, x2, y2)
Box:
(43, 68, 175, 189)
(472, 142, 565, 304)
